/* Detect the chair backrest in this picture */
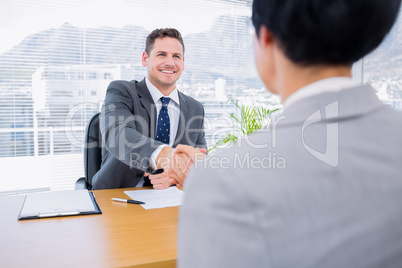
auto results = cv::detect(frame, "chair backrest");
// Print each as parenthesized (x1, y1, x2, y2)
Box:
(83, 112, 102, 189)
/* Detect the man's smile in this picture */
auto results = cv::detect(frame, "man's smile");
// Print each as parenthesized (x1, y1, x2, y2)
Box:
(160, 69, 176, 74)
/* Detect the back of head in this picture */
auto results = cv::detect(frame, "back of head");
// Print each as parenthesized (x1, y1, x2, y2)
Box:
(252, 0, 401, 65)
(145, 28, 185, 55)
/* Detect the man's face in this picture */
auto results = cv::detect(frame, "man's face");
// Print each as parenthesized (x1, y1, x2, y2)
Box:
(142, 37, 184, 93)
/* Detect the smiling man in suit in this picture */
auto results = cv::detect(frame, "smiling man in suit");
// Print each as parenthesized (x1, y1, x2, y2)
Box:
(174, 0, 402, 267)
(91, 28, 206, 190)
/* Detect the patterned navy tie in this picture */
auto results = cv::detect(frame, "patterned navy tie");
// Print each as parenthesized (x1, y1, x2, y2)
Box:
(144, 97, 171, 186)
(155, 97, 171, 144)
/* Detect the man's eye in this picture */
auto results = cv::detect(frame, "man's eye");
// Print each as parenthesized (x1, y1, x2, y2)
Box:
(174, 55, 181, 59)
(158, 53, 165, 56)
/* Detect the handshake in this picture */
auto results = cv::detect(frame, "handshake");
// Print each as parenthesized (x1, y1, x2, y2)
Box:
(144, 145, 207, 189)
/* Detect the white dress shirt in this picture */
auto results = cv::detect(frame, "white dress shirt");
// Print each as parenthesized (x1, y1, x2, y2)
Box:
(283, 77, 357, 110)
(136, 77, 181, 186)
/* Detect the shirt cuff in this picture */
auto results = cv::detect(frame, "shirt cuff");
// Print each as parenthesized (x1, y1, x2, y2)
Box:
(149, 144, 169, 170)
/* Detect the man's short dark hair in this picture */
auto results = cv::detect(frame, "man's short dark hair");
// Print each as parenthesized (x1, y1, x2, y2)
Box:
(145, 28, 185, 55)
(252, 0, 401, 65)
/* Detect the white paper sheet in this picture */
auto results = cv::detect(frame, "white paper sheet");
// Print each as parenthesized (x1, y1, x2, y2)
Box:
(19, 189, 96, 219)
(124, 186, 184, 210)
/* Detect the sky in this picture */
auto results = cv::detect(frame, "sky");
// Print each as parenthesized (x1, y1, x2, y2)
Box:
(0, 0, 251, 54)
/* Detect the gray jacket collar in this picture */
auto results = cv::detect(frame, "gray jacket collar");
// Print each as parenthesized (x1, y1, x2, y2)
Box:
(280, 85, 387, 127)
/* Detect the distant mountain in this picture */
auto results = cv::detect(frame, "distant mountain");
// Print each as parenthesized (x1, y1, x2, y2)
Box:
(3, 12, 398, 89)
(0, 23, 149, 82)
(361, 15, 402, 78)
(0, 15, 259, 88)
(183, 14, 258, 87)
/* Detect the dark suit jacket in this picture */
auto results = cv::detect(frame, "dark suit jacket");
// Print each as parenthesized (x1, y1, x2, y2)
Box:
(92, 79, 207, 189)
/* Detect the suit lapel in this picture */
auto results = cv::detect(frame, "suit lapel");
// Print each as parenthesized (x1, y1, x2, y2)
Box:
(174, 92, 190, 146)
(136, 79, 158, 138)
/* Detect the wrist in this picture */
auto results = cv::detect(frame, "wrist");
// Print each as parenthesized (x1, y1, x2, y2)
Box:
(155, 146, 173, 169)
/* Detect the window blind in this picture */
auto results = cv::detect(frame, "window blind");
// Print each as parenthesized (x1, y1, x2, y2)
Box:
(362, 6, 402, 110)
(2, 0, 398, 194)
(0, 0, 271, 193)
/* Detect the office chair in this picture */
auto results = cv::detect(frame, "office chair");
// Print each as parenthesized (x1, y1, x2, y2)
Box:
(75, 112, 102, 190)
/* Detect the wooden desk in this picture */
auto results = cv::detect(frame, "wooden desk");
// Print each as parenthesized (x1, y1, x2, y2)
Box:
(0, 188, 179, 268)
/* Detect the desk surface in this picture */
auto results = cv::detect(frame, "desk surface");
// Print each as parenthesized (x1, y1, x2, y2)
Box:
(0, 188, 179, 268)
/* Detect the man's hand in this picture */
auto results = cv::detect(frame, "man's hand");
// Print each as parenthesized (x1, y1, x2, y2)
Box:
(144, 172, 173, 190)
(167, 145, 207, 187)
(174, 145, 207, 162)
(155, 146, 174, 170)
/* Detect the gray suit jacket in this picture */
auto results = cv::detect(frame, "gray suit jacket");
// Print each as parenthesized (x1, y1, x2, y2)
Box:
(92, 79, 206, 189)
(178, 85, 402, 268)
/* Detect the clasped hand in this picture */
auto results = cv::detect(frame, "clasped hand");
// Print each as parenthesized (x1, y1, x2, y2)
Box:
(152, 145, 206, 189)
(167, 145, 207, 188)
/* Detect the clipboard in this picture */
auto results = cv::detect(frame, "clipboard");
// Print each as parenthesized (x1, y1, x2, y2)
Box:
(18, 189, 102, 220)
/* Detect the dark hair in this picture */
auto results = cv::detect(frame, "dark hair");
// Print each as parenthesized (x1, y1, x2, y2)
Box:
(145, 28, 185, 55)
(252, 0, 401, 65)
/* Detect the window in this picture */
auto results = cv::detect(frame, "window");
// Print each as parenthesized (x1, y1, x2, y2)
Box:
(1, 0, 400, 194)
(0, 0, 268, 193)
(104, 72, 113, 80)
(359, 6, 402, 110)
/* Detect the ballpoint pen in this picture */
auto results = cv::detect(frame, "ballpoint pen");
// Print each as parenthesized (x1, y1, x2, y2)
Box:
(151, 168, 164, 175)
(112, 198, 145, 205)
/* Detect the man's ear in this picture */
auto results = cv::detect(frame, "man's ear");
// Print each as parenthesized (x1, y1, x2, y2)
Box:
(142, 51, 148, 67)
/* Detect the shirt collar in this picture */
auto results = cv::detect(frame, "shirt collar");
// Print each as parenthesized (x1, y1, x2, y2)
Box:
(145, 77, 180, 106)
(283, 77, 356, 110)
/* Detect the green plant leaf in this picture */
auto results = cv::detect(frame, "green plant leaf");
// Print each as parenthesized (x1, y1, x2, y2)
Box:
(208, 101, 280, 154)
